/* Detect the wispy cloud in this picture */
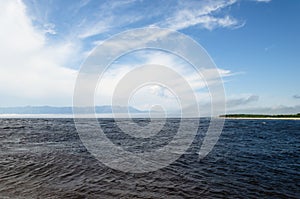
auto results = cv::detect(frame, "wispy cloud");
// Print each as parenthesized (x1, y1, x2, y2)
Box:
(76, 0, 142, 39)
(254, 0, 272, 3)
(1, 0, 238, 108)
(160, 0, 245, 30)
(19, 0, 249, 73)
(78, 20, 112, 39)
(164, 15, 244, 31)
(0, 0, 275, 109)
(43, 23, 56, 35)
(34, 0, 246, 41)
(74, 0, 91, 12)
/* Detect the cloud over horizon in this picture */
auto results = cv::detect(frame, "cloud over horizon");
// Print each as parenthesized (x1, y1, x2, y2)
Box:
(1, 0, 298, 115)
(227, 95, 259, 108)
(0, 0, 77, 106)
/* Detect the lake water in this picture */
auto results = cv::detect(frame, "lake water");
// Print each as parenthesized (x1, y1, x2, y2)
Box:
(0, 118, 299, 198)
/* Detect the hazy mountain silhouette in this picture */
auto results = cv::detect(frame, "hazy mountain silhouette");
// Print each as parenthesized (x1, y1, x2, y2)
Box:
(0, 106, 144, 114)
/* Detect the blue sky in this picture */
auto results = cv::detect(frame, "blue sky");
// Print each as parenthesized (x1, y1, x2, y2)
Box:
(0, 0, 299, 114)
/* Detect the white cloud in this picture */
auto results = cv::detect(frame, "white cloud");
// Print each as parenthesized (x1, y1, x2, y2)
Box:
(78, 19, 113, 39)
(0, 0, 77, 106)
(43, 23, 56, 35)
(254, 0, 272, 3)
(0, 0, 233, 108)
(93, 50, 232, 112)
(77, 0, 141, 39)
(73, 0, 245, 39)
(160, 0, 244, 30)
(0, 1, 44, 53)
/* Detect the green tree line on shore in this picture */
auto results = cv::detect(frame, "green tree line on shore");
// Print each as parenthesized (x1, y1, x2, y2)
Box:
(220, 113, 300, 118)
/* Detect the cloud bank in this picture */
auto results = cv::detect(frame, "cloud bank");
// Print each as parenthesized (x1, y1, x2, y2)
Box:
(2, 0, 290, 116)
(0, 0, 77, 106)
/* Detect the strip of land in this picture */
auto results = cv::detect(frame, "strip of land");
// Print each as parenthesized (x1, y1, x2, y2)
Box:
(220, 113, 300, 120)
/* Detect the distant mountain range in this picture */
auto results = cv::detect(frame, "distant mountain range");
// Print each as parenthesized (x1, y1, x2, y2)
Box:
(0, 106, 145, 114)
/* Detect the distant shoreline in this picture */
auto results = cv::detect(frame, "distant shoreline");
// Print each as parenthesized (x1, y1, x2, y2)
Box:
(221, 117, 300, 120)
(220, 113, 300, 120)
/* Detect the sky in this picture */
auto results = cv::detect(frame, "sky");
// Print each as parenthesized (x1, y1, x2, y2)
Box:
(0, 0, 299, 114)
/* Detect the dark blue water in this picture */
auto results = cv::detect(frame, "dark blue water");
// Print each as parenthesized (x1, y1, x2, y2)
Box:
(0, 118, 299, 198)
